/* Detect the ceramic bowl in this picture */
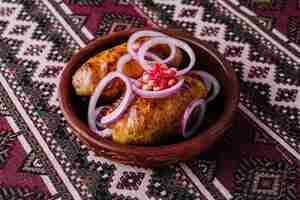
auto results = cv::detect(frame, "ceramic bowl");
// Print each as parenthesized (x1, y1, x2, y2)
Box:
(59, 28, 239, 167)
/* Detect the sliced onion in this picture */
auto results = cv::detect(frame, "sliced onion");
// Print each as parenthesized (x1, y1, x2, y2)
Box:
(88, 72, 134, 137)
(189, 70, 212, 92)
(93, 106, 113, 138)
(132, 79, 184, 98)
(95, 128, 112, 138)
(138, 37, 195, 76)
(95, 106, 111, 128)
(128, 31, 164, 56)
(190, 70, 220, 102)
(128, 30, 177, 64)
(117, 54, 132, 73)
(181, 99, 206, 138)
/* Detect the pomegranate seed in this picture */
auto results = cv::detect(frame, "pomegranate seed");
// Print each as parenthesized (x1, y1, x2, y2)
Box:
(168, 79, 176, 86)
(160, 85, 167, 90)
(153, 86, 161, 91)
(147, 72, 155, 78)
(149, 66, 155, 72)
(161, 70, 176, 79)
(142, 74, 149, 81)
(152, 63, 161, 72)
(148, 83, 153, 90)
(149, 73, 161, 80)
(154, 63, 160, 68)
(167, 69, 176, 75)
(164, 69, 172, 74)
(159, 79, 168, 88)
(148, 69, 155, 75)
(136, 80, 144, 88)
(142, 84, 152, 90)
(148, 80, 155, 86)
(153, 79, 160, 87)
(160, 64, 168, 69)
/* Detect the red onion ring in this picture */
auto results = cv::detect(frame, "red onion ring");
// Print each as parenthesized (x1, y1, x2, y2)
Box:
(95, 106, 111, 128)
(117, 54, 132, 73)
(189, 70, 212, 92)
(88, 72, 134, 136)
(95, 128, 112, 138)
(128, 33, 176, 68)
(93, 106, 113, 137)
(138, 37, 195, 76)
(128, 31, 164, 57)
(132, 79, 184, 98)
(128, 31, 176, 64)
(190, 70, 220, 102)
(181, 99, 206, 138)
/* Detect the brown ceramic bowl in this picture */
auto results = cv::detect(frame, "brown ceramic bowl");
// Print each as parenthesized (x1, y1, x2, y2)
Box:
(59, 28, 239, 168)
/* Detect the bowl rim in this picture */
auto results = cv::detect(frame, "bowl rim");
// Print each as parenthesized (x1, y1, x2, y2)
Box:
(59, 28, 240, 157)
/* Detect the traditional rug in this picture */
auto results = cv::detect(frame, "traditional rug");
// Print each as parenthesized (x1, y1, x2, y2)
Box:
(238, 0, 300, 45)
(0, 0, 299, 199)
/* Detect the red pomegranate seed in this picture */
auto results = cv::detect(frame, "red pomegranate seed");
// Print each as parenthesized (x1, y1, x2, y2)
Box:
(136, 80, 144, 88)
(153, 86, 161, 91)
(152, 79, 161, 87)
(151, 63, 161, 72)
(148, 80, 155, 86)
(160, 64, 168, 70)
(142, 74, 149, 81)
(168, 79, 176, 86)
(158, 79, 167, 89)
(142, 84, 152, 90)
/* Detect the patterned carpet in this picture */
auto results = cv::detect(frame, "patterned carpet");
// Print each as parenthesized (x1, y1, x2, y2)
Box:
(0, 0, 299, 199)
(239, 0, 300, 44)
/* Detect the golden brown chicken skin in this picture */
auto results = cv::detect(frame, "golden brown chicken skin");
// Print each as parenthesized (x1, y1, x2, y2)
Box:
(72, 42, 183, 99)
(72, 43, 140, 98)
(109, 75, 207, 145)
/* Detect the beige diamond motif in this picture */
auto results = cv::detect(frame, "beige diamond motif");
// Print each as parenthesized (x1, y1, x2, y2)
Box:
(173, 4, 204, 23)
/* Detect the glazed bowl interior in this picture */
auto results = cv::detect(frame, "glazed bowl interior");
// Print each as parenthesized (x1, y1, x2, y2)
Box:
(59, 28, 239, 166)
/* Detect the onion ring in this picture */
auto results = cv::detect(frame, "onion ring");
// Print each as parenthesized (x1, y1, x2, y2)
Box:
(181, 99, 206, 138)
(189, 70, 220, 102)
(189, 70, 212, 92)
(95, 106, 111, 128)
(93, 106, 113, 137)
(128, 31, 176, 66)
(117, 54, 132, 73)
(88, 72, 134, 137)
(128, 31, 165, 56)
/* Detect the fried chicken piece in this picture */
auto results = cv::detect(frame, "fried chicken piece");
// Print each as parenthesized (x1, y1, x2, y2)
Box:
(72, 42, 183, 98)
(110, 76, 207, 145)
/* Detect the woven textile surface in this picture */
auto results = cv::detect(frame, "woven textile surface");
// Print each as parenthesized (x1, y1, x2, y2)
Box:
(0, 0, 300, 199)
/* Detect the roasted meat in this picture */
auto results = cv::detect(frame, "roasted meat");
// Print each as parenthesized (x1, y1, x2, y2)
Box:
(109, 75, 207, 145)
(72, 42, 183, 98)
